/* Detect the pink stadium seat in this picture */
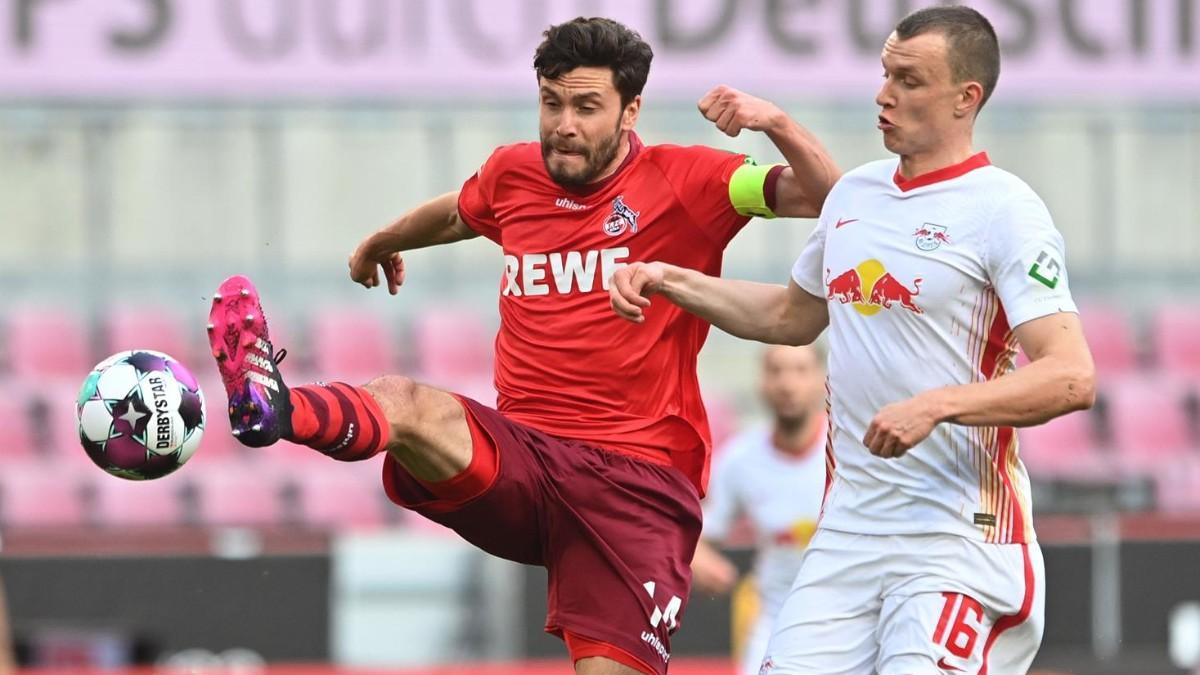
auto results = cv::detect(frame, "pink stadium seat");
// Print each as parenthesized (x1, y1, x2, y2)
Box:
(0, 382, 37, 462)
(40, 382, 93, 466)
(103, 306, 195, 365)
(1153, 305, 1200, 374)
(190, 464, 285, 526)
(292, 469, 385, 528)
(5, 307, 91, 378)
(414, 307, 494, 384)
(1018, 411, 1103, 476)
(183, 375, 247, 467)
(0, 462, 90, 527)
(94, 472, 189, 527)
(1077, 303, 1138, 374)
(1152, 456, 1200, 512)
(703, 389, 737, 451)
(1106, 376, 1194, 469)
(310, 307, 397, 381)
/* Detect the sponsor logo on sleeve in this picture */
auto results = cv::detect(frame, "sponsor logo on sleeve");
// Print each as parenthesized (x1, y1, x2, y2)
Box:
(1028, 251, 1062, 289)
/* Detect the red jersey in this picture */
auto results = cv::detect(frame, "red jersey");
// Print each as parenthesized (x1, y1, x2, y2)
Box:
(457, 133, 751, 495)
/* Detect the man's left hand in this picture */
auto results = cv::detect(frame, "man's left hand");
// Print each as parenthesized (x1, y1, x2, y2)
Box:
(698, 85, 785, 138)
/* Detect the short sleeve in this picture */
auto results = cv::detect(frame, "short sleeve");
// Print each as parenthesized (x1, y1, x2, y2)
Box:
(654, 146, 754, 246)
(700, 446, 741, 542)
(791, 218, 828, 297)
(986, 192, 1078, 328)
(457, 151, 504, 244)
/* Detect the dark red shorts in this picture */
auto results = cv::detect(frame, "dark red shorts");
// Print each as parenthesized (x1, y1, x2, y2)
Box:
(382, 397, 702, 675)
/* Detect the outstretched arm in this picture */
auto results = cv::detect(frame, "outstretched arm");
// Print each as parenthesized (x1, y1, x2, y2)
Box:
(864, 312, 1096, 458)
(609, 262, 828, 346)
(348, 191, 479, 294)
(691, 538, 738, 595)
(699, 86, 840, 218)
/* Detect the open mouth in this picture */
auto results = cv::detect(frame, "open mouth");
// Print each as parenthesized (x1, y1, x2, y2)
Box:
(877, 115, 895, 130)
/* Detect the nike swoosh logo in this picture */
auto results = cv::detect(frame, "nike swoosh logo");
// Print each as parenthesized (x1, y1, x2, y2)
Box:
(936, 657, 963, 672)
(835, 217, 859, 229)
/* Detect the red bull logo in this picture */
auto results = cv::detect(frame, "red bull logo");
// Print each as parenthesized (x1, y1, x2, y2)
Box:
(825, 259, 923, 315)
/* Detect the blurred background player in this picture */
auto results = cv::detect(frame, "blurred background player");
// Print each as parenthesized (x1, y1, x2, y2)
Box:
(689, 344, 827, 675)
(610, 5, 1095, 673)
(209, 16, 837, 675)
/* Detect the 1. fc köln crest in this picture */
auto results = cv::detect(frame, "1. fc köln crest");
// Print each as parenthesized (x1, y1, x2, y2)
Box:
(603, 195, 640, 236)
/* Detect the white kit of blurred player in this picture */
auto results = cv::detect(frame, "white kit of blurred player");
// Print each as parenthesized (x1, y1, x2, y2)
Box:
(691, 345, 827, 675)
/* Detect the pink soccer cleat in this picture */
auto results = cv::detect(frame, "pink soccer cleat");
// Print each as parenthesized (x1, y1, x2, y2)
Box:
(207, 275, 292, 447)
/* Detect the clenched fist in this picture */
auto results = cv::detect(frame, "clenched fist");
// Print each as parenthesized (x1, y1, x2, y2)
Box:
(698, 85, 786, 138)
(609, 261, 668, 323)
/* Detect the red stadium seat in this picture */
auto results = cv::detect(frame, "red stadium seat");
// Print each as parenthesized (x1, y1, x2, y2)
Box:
(0, 462, 90, 528)
(94, 471, 189, 527)
(4, 307, 92, 378)
(291, 468, 386, 528)
(414, 306, 494, 385)
(189, 463, 286, 526)
(310, 307, 397, 382)
(1153, 305, 1200, 374)
(1106, 376, 1194, 469)
(103, 305, 195, 365)
(1077, 303, 1139, 374)
(1018, 411, 1104, 476)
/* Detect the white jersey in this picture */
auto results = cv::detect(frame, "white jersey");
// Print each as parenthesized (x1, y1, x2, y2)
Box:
(702, 423, 827, 617)
(791, 153, 1076, 544)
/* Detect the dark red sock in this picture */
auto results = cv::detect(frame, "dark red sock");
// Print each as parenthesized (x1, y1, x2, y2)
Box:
(287, 383, 389, 461)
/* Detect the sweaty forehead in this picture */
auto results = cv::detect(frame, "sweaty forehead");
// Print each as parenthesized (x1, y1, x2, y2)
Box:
(540, 66, 617, 96)
(881, 31, 948, 74)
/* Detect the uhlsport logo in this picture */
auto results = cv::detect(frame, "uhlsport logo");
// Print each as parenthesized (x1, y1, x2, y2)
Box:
(640, 580, 679, 663)
(825, 260, 923, 315)
(603, 195, 640, 236)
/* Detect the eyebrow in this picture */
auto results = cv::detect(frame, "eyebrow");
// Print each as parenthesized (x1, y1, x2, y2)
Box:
(539, 87, 605, 103)
(881, 60, 921, 77)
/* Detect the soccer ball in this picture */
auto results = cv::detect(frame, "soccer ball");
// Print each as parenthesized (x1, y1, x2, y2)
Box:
(76, 350, 206, 480)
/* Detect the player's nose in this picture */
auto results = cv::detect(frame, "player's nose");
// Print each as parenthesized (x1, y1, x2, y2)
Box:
(875, 81, 895, 109)
(555, 110, 579, 137)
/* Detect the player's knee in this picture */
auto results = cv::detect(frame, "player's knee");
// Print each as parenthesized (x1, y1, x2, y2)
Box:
(363, 375, 423, 439)
(364, 375, 460, 444)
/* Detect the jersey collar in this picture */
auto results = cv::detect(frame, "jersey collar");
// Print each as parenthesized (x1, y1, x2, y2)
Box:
(893, 151, 991, 192)
(562, 131, 643, 196)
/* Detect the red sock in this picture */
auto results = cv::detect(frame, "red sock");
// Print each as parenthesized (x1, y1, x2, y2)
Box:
(287, 383, 389, 461)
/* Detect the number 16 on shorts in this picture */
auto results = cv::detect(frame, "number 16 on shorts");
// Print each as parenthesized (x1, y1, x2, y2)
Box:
(932, 592, 984, 669)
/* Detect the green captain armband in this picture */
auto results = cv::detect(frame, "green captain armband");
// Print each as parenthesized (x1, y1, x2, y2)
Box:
(728, 161, 783, 219)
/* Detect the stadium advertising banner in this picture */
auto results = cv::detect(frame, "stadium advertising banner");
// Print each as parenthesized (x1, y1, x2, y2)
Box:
(0, 0, 1197, 100)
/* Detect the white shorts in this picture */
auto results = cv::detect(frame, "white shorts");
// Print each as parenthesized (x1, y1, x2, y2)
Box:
(759, 529, 1044, 675)
(740, 611, 774, 675)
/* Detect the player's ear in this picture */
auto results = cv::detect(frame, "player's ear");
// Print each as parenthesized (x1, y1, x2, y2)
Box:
(622, 94, 641, 131)
(955, 81, 984, 119)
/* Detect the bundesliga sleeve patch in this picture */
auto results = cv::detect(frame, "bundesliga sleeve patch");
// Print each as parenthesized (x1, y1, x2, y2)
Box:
(728, 160, 783, 219)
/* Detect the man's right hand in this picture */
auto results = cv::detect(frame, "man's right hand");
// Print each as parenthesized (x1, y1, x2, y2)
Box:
(691, 541, 738, 595)
(349, 243, 406, 295)
(609, 261, 669, 323)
